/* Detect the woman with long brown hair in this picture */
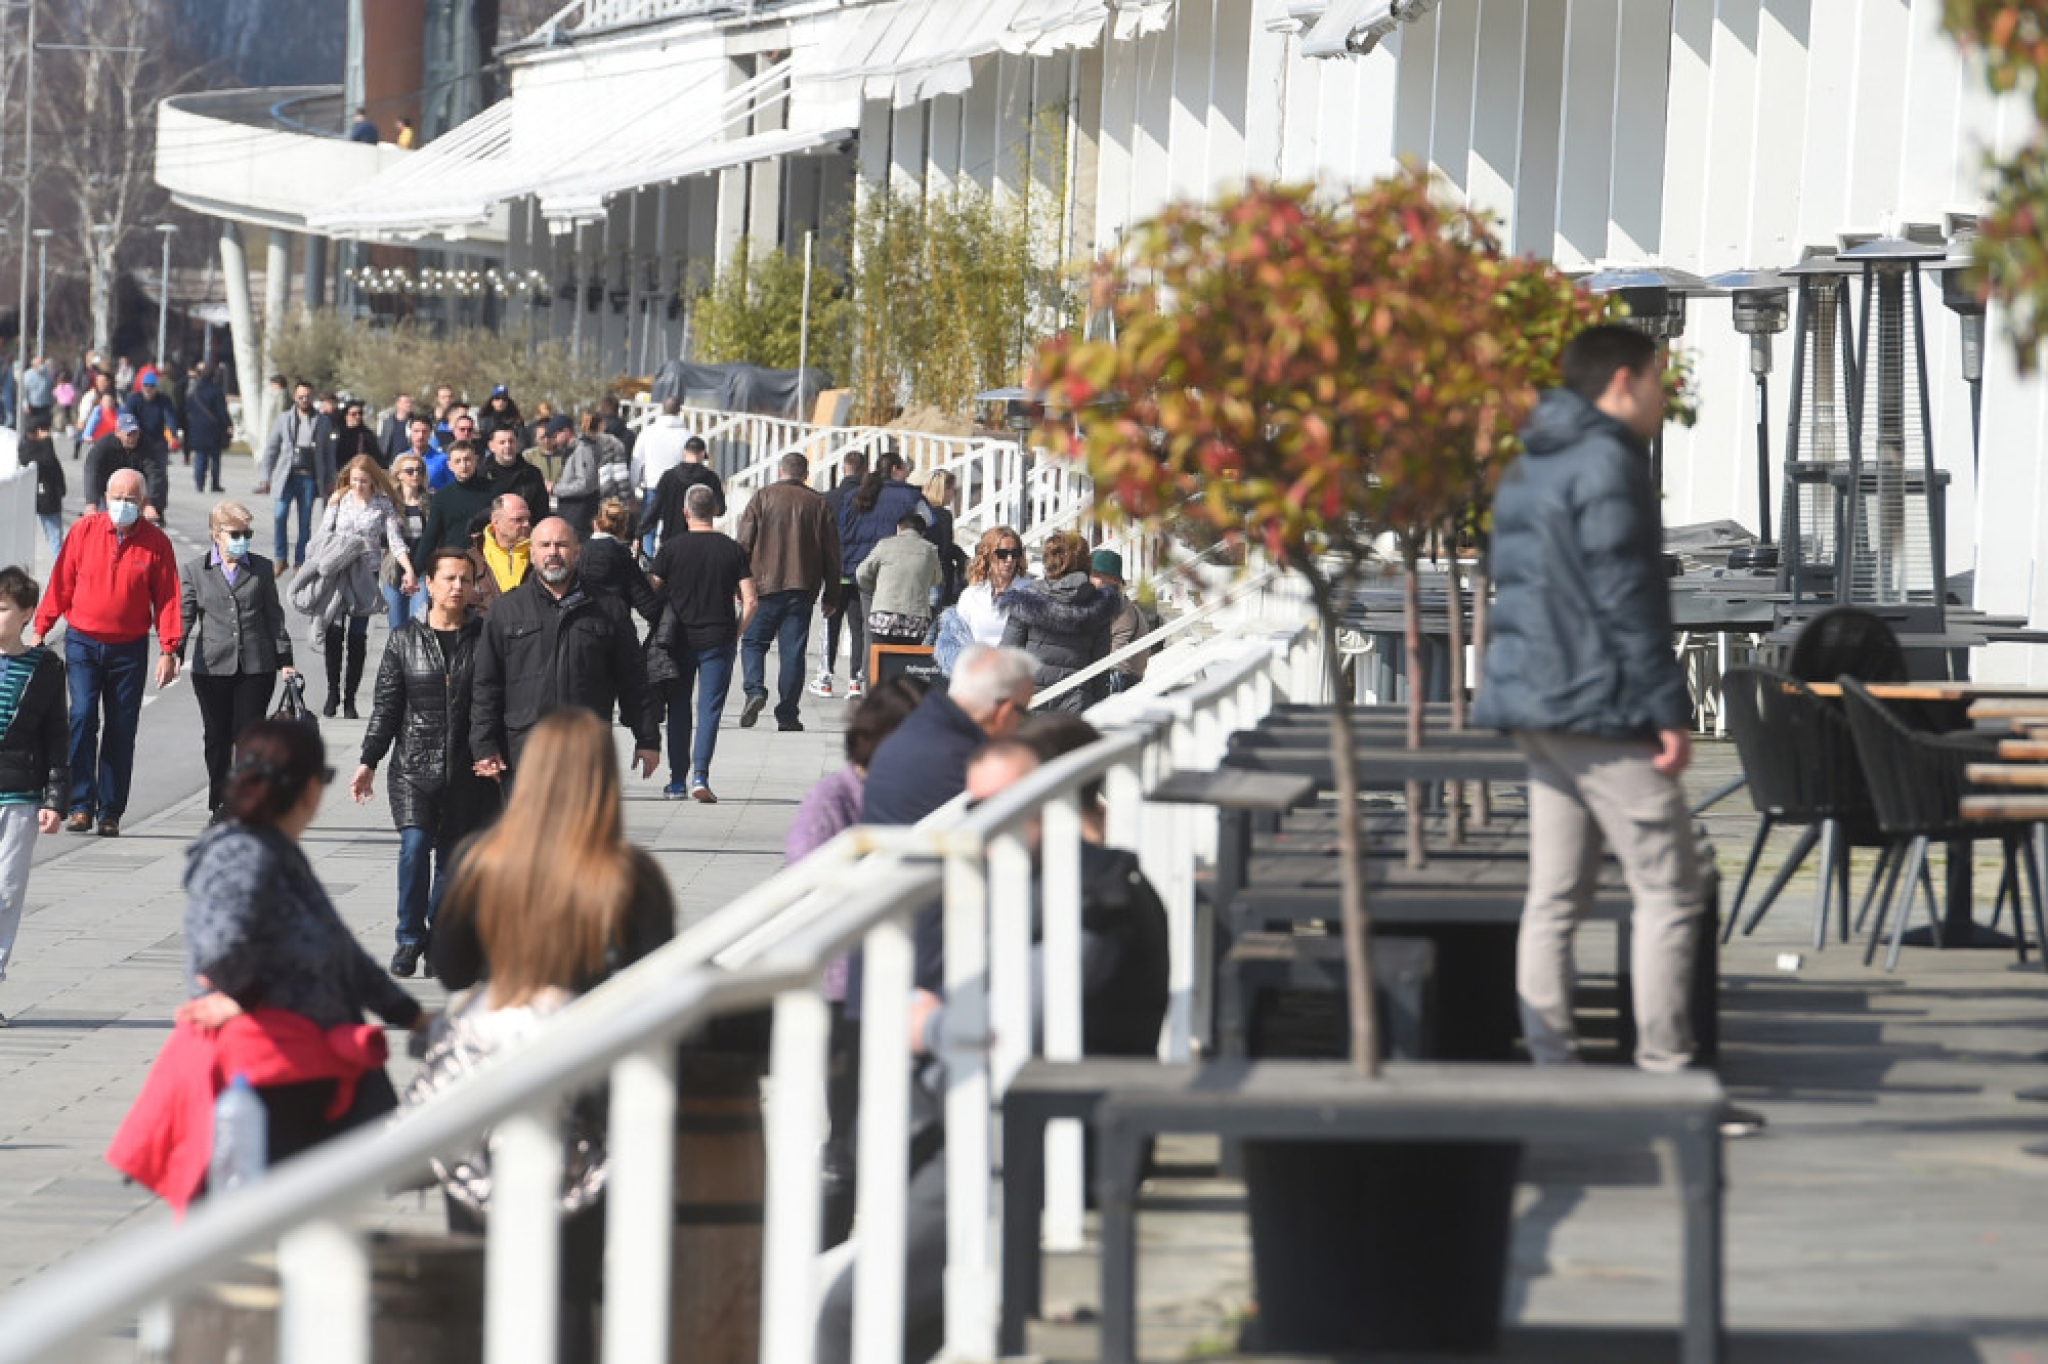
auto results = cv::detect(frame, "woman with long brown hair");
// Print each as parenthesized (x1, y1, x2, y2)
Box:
(957, 524, 1025, 646)
(425, 705, 673, 998)
(416, 708, 672, 1363)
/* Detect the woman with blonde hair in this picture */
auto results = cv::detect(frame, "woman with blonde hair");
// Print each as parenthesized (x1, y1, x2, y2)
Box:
(306, 455, 415, 717)
(178, 500, 296, 817)
(958, 525, 1025, 645)
(417, 708, 673, 1362)
(922, 468, 968, 604)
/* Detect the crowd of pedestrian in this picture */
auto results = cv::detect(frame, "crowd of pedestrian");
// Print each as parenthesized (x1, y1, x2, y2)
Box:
(0, 371, 1173, 1358)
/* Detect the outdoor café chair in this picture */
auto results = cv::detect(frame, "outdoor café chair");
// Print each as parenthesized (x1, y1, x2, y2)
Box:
(1787, 606, 1909, 685)
(1720, 665, 1894, 948)
(1839, 677, 2048, 972)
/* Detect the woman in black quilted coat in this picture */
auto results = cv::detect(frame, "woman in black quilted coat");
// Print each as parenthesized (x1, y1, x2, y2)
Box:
(999, 531, 1123, 713)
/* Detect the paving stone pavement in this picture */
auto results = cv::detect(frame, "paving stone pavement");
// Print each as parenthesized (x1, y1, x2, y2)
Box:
(0, 478, 855, 1314)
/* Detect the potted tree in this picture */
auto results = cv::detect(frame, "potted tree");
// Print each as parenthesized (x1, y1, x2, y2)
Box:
(1035, 170, 1602, 1352)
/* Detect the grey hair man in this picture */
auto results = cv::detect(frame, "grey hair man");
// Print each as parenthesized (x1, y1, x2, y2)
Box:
(860, 643, 1037, 827)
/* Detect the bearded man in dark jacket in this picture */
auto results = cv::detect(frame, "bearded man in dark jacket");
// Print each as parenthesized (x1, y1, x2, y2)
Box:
(469, 518, 660, 780)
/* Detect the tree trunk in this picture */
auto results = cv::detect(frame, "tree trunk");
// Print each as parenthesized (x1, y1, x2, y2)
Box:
(1402, 547, 1427, 871)
(1443, 519, 1467, 847)
(89, 241, 114, 360)
(1471, 563, 1493, 829)
(1308, 570, 1380, 1078)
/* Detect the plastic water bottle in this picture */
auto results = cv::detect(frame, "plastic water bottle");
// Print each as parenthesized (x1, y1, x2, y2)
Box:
(209, 1074, 268, 1194)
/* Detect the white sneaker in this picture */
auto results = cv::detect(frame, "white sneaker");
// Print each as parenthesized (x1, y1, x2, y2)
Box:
(809, 672, 834, 698)
(846, 679, 866, 700)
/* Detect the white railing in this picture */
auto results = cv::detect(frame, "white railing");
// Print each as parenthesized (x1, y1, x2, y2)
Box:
(0, 600, 1322, 1364)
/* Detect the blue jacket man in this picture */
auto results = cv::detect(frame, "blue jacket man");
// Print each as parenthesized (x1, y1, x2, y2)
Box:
(1473, 323, 1706, 1075)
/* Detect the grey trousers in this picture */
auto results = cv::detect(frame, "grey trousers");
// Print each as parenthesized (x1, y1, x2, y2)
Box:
(1513, 730, 1704, 1072)
(0, 804, 42, 983)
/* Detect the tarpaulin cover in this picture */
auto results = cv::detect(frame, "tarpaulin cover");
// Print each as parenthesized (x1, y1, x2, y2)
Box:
(648, 361, 835, 419)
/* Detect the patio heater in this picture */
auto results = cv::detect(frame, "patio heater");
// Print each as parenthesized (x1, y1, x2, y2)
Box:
(1837, 236, 1948, 633)
(1775, 252, 1862, 604)
(1582, 265, 1715, 492)
(1709, 269, 1791, 569)
(1938, 234, 1986, 484)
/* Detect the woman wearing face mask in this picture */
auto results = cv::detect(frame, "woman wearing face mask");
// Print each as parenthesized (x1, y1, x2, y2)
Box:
(178, 501, 296, 820)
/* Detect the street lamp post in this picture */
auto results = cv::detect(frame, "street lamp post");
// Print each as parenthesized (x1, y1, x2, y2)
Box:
(155, 223, 178, 368)
(31, 229, 48, 363)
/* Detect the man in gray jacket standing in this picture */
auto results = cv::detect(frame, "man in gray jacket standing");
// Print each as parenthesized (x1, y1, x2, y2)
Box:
(1473, 324, 1704, 1076)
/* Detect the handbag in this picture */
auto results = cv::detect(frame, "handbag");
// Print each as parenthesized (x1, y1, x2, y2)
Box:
(404, 986, 608, 1216)
(271, 672, 318, 735)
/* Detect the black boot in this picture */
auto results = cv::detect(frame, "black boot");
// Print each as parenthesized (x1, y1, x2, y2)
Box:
(323, 627, 342, 717)
(342, 628, 366, 720)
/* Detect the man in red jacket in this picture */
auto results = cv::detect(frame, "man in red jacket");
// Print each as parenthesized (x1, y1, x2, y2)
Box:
(32, 469, 182, 836)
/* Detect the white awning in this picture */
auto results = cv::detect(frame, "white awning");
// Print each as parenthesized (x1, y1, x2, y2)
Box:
(1300, 0, 1439, 58)
(313, 60, 842, 239)
(797, 0, 1177, 109)
(309, 100, 516, 239)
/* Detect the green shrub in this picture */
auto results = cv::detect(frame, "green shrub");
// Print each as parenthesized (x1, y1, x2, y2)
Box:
(691, 238, 853, 381)
(265, 312, 613, 415)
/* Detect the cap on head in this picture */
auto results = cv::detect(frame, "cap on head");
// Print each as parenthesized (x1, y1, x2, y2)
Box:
(137, 368, 158, 388)
(115, 412, 140, 435)
(544, 414, 575, 438)
(492, 384, 508, 397)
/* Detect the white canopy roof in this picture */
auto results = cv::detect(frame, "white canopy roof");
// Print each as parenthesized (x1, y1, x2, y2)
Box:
(312, 60, 844, 239)
(796, 0, 1175, 109)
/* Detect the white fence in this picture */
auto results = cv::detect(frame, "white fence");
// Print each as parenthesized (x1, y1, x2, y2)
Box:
(0, 579, 1321, 1364)
(623, 400, 1170, 591)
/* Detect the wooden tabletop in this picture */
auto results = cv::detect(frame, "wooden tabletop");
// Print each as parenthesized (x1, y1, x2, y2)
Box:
(1963, 711, 2048, 820)
(1801, 680, 2048, 702)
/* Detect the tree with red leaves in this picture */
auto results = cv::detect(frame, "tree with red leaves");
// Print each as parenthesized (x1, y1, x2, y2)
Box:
(1035, 170, 1604, 1074)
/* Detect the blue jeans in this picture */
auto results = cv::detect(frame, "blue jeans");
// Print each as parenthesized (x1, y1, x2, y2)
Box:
(65, 632, 148, 819)
(192, 446, 224, 491)
(741, 590, 814, 726)
(37, 514, 62, 563)
(272, 471, 318, 565)
(381, 581, 410, 632)
(665, 640, 736, 783)
(396, 825, 451, 948)
(639, 489, 660, 560)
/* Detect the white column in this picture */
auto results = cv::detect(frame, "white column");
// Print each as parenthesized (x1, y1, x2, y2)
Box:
(1092, 34, 1139, 251)
(261, 228, 291, 437)
(1551, 0, 1619, 267)
(1606, 0, 1670, 260)
(1390, 8, 1438, 167)
(219, 222, 264, 448)
(715, 58, 753, 274)
(1429, 0, 1480, 192)
(889, 100, 927, 201)
(1512, 0, 1567, 260)
(926, 92, 965, 200)
(1131, 23, 1177, 223)
(1169, 0, 1216, 202)
(749, 79, 788, 252)
(1468, 1, 1527, 236)
(1206, 0, 1256, 194)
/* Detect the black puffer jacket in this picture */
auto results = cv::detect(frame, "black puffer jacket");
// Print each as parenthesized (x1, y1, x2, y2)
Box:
(1472, 388, 1690, 739)
(361, 618, 497, 830)
(470, 576, 659, 768)
(999, 572, 1122, 713)
(0, 648, 69, 810)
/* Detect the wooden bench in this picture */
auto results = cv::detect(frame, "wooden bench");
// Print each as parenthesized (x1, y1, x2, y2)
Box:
(1090, 1061, 1728, 1364)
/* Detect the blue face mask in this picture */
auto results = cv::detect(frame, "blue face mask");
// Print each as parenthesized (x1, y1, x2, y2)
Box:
(107, 500, 140, 529)
(223, 535, 251, 560)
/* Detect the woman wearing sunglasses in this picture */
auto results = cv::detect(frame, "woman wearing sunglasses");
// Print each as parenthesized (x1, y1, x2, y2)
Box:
(384, 456, 434, 630)
(178, 500, 296, 819)
(956, 526, 1025, 648)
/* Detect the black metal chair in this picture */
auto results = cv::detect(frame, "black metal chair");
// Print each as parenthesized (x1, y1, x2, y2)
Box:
(1839, 677, 2048, 971)
(1719, 666, 1893, 948)
(1787, 606, 1908, 685)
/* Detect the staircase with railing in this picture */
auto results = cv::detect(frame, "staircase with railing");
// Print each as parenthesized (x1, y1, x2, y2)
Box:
(0, 575, 1321, 1364)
